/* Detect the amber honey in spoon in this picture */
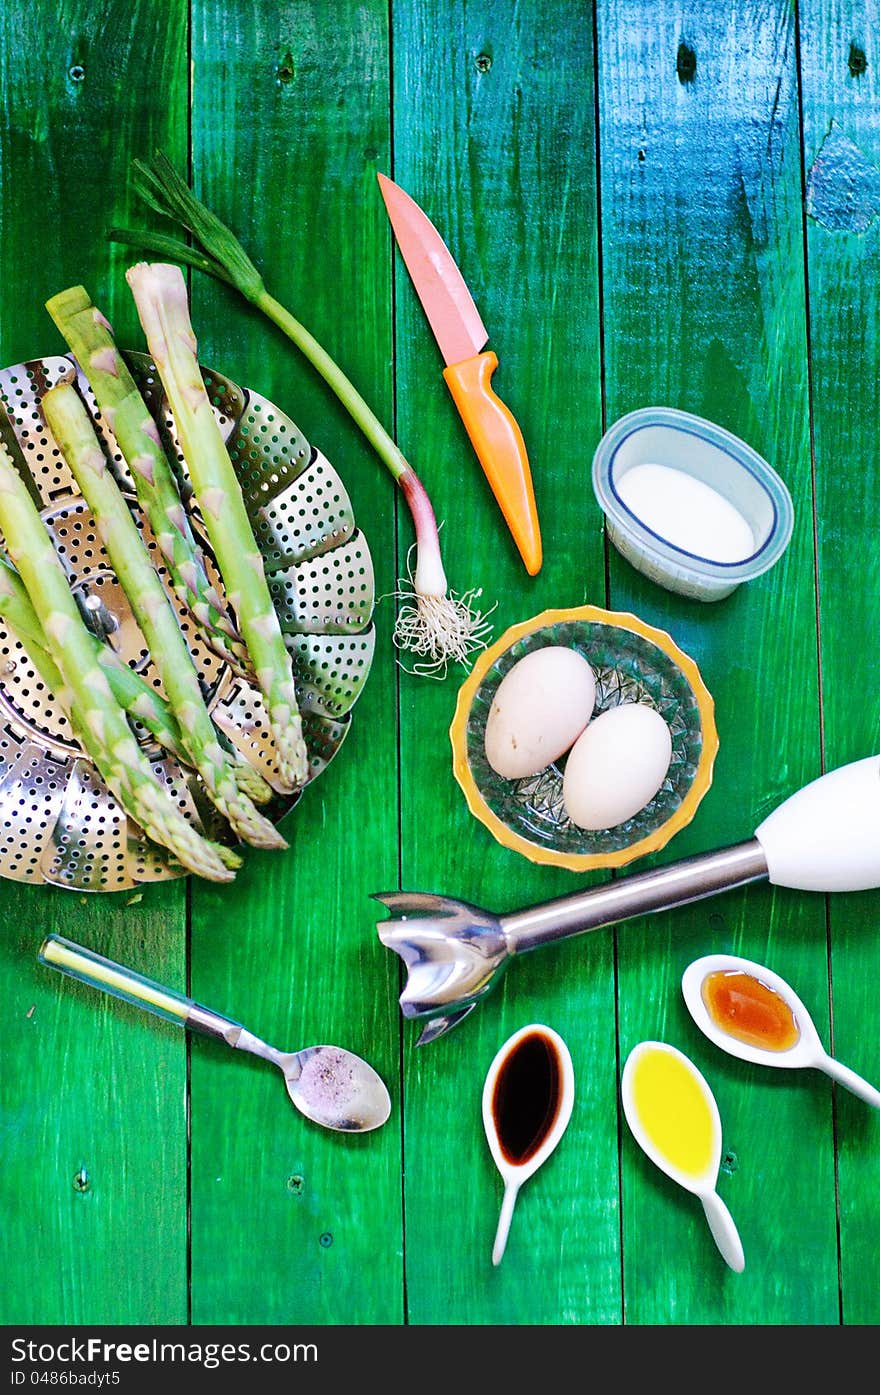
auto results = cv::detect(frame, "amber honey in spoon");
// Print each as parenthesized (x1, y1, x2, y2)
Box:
(682, 953, 880, 1107)
(701, 968, 800, 1053)
(482, 1024, 575, 1265)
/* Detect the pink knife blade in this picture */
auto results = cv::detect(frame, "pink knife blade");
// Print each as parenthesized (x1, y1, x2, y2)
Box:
(377, 173, 489, 366)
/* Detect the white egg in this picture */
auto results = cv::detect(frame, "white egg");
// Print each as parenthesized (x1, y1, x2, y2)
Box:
(563, 702, 672, 831)
(483, 646, 596, 779)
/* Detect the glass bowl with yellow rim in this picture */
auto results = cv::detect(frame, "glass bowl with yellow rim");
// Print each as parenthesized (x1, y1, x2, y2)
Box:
(449, 605, 718, 872)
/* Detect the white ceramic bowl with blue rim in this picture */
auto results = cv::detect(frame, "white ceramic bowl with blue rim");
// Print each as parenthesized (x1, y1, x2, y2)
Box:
(592, 407, 794, 601)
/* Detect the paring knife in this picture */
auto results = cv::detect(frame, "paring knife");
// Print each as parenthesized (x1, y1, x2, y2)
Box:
(377, 173, 542, 576)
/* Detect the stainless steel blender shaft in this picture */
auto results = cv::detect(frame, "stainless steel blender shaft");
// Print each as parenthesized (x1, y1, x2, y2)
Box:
(376, 839, 769, 1041)
(502, 840, 768, 953)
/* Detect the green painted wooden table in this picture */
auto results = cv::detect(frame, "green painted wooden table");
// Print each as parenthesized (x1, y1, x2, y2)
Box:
(2, 0, 879, 1330)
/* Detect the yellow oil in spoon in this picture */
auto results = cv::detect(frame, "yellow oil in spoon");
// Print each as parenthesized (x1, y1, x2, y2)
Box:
(629, 1044, 715, 1179)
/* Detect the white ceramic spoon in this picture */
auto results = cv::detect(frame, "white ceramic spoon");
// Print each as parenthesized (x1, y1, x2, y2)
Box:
(682, 953, 880, 1108)
(621, 1040, 744, 1273)
(482, 1023, 575, 1266)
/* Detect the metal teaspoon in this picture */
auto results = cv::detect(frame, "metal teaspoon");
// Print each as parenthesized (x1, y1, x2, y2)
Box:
(39, 933, 392, 1133)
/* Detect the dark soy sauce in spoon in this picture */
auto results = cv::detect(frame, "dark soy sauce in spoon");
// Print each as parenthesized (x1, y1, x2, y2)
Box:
(492, 1029, 562, 1165)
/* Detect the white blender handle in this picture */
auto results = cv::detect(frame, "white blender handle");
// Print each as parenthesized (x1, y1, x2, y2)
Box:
(755, 756, 880, 892)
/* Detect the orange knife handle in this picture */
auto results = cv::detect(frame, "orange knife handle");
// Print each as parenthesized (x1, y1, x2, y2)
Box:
(443, 351, 542, 576)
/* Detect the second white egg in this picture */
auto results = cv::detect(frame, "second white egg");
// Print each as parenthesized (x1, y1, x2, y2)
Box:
(562, 702, 672, 831)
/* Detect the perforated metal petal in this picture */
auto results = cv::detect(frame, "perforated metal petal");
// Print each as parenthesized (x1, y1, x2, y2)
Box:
(41, 757, 130, 892)
(248, 450, 356, 574)
(268, 534, 375, 634)
(285, 628, 377, 719)
(0, 739, 70, 883)
(0, 356, 79, 505)
(0, 352, 375, 889)
(223, 385, 313, 510)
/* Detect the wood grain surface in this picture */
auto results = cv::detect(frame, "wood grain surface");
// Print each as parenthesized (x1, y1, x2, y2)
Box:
(598, 0, 834, 1324)
(799, 0, 880, 1326)
(0, 0, 191, 1326)
(0, 0, 878, 1331)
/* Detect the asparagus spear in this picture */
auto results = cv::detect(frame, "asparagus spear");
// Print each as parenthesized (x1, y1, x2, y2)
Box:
(0, 556, 74, 696)
(0, 439, 239, 882)
(0, 550, 271, 807)
(41, 381, 286, 850)
(45, 285, 250, 675)
(126, 263, 308, 793)
(0, 550, 189, 761)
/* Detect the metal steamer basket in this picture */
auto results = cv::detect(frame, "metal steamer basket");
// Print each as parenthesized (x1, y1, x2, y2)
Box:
(0, 352, 375, 891)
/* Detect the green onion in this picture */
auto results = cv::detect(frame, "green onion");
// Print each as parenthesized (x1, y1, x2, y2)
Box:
(108, 151, 493, 676)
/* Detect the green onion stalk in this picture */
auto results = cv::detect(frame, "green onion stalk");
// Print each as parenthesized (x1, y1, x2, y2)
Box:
(108, 151, 493, 677)
(0, 441, 239, 882)
(125, 262, 309, 793)
(41, 381, 285, 850)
